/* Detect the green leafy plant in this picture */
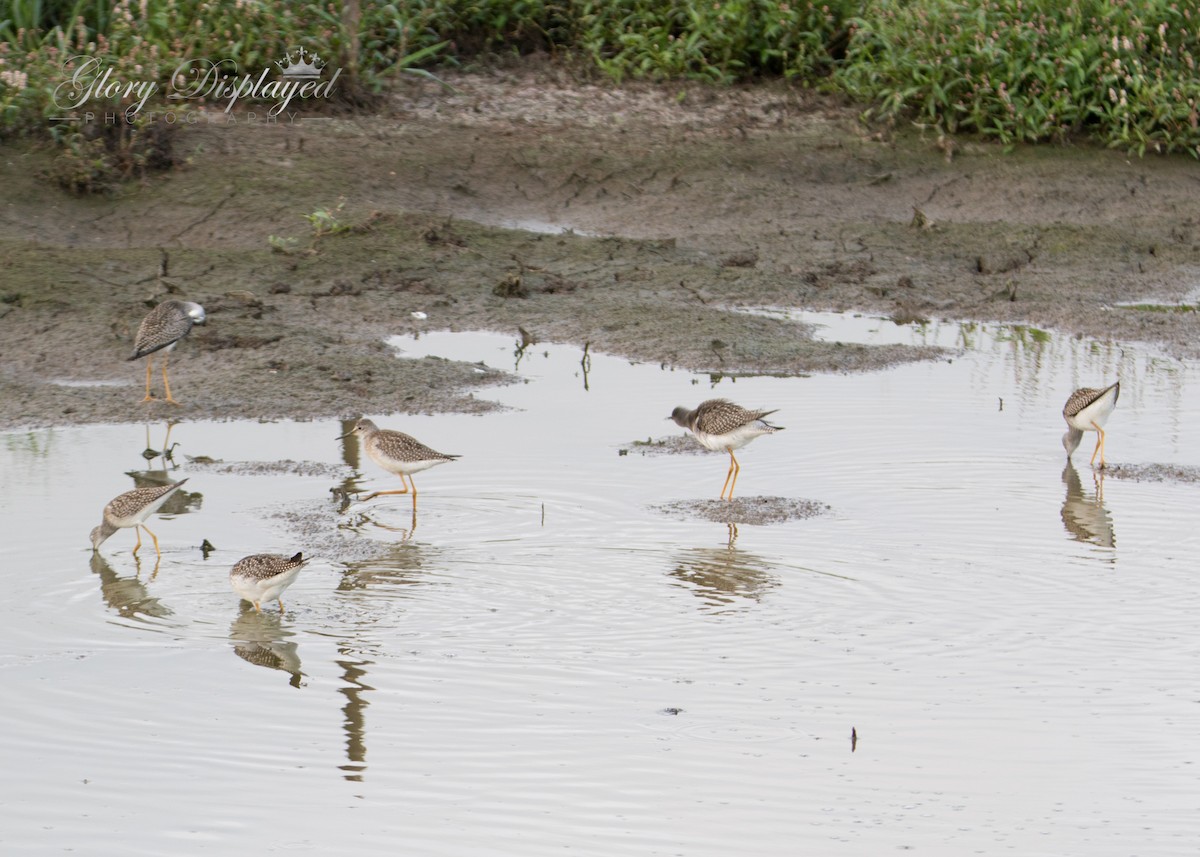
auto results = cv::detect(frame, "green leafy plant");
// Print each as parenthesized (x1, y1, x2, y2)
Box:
(5, 0, 1200, 159)
(836, 0, 1200, 155)
(305, 198, 349, 239)
(267, 234, 300, 254)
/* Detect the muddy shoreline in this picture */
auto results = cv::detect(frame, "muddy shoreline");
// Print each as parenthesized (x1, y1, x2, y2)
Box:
(3, 67, 1199, 431)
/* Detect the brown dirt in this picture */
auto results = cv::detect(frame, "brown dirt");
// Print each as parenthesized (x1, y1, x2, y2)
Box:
(654, 496, 831, 526)
(1103, 463, 1200, 483)
(3, 64, 1200, 430)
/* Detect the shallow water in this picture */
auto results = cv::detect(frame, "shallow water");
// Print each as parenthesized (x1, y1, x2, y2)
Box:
(3, 314, 1199, 855)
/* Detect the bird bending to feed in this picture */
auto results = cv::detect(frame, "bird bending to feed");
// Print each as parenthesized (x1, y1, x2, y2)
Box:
(130, 300, 206, 404)
(1062, 381, 1120, 468)
(230, 552, 308, 613)
(669, 399, 784, 500)
(341, 418, 460, 502)
(90, 479, 189, 558)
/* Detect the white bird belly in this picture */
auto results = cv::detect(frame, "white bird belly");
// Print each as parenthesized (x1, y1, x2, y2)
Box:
(369, 452, 452, 476)
(1066, 387, 1119, 432)
(233, 567, 302, 604)
(692, 423, 771, 452)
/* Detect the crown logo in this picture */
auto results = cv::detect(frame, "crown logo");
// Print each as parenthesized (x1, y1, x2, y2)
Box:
(276, 47, 325, 79)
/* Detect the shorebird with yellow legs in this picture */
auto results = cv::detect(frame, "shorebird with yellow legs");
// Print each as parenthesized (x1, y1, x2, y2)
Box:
(130, 300, 206, 404)
(230, 552, 309, 613)
(340, 418, 460, 503)
(89, 479, 189, 558)
(669, 399, 784, 500)
(1062, 381, 1120, 468)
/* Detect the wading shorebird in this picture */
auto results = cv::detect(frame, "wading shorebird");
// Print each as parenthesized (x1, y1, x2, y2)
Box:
(130, 300, 206, 404)
(669, 399, 784, 500)
(341, 418, 460, 503)
(230, 552, 309, 613)
(1062, 381, 1120, 468)
(90, 479, 189, 558)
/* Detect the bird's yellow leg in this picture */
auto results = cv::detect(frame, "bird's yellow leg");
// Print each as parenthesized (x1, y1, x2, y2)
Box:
(409, 474, 419, 498)
(132, 526, 143, 554)
(253, 601, 262, 613)
(361, 487, 409, 501)
(141, 358, 155, 402)
(719, 455, 736, 500)
(724, 451, 742, 500)
(277, 598, 285, 613)
(143, 523, 163, 557)
(1089, 423, 1106, 467)
(161, 353, 180, 405)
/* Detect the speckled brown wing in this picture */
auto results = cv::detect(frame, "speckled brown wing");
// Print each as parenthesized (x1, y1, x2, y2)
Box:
(103, 480, 188, 527)
(691, 399, 780, 435)
(130, 301, 196, 359)
(231, 552, 308, 582)
(369, 429, 458, 465)
(1063, 384, 1119, 418)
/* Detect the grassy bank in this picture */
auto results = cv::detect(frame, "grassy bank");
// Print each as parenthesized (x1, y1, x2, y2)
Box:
(2, 0, 1199, 158)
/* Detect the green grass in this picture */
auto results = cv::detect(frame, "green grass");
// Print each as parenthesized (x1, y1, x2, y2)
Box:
(3, 0, 1200, 158)
(837, 0, 1200, 155)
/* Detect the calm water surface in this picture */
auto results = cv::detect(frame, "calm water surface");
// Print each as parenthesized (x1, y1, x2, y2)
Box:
(2, 313, 1198, 855)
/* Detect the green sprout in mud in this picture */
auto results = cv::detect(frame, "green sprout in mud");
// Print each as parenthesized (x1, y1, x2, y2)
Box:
(267, 235, 300, 255)
(268, 200, 349, 254)
(305, 200, 350, 239)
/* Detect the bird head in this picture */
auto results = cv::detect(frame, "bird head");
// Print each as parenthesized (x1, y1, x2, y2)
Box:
(337, 418, 377, 440)
(1062, 427, 1083, 458)
(89, 524, 112, 551)
(184, 302, 207, 326)
(668, 406, 691, 428)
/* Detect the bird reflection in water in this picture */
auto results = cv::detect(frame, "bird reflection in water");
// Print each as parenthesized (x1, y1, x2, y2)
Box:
(229, 605, 304, 688)
(1061, 461, 1116, 550)
(513, 326, 536, 370)
(89, 552, 172, 620)
(337, 539, 433, 593)
(333, 539, 443, 779)
(670, 538, 779, 610)
(124, 471, 202, 509)
(140, 421, 181, 471)
(126, 421, 202, 515)
(337, 655, 373, 782)
(339, 503, 419, 543)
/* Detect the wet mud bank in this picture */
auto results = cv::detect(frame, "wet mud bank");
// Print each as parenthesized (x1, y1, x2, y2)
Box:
(3, 67, 1200, 431)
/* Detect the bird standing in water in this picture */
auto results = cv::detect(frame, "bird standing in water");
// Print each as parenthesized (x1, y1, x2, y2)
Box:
(669, 399, 783, 500)
(1062, 381, 1120, 468)
(341, 418, 460, 503)
(230, 552, 309, 613)
(90, 479, 189, 558)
